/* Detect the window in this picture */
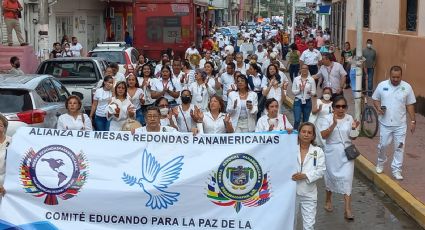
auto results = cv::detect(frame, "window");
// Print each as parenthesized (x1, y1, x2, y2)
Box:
(50, 79, 70, 102)
(42, 80, 60, 102)
(131, 49, 139, 64)
(90, 51, 125, 64)
(37, 61, 98, 84)
(406, 0, 417, 31)
(363, 0, 370, 28)
(0, 89, 32, 112)
(35, 85, 50, 102)
(400, 0, 418, 32)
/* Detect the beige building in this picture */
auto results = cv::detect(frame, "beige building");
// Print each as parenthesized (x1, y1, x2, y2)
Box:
(331, 0, 425, 113)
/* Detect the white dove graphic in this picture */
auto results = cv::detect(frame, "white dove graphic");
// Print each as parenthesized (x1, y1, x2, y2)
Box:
(122, 149, 184, 209)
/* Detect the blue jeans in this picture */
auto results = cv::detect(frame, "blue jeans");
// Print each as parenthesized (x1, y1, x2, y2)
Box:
(367, 68, 374, 96)
(289, 64, 300, 83)
(293, 98, 312, 130)
(136, 108, 145, 126)
(94, 115, 110, 131)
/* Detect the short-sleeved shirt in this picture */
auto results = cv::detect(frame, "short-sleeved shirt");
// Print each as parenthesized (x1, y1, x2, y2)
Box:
(362, 47, 376, 68)
(151, 77, 182, 102)
(219, 72, 235, 101)
(300, 49, 322, 65)
(93, 88, 112, 117)
(2, 0, 20, 19)
(70, 43, 83, 57)
(372, 80, 416, 127)
(316, 62, 347, 93)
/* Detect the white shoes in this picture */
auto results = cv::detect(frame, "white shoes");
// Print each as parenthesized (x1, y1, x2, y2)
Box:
(393, 172, 404, 180)
(376, 165, 384, 174)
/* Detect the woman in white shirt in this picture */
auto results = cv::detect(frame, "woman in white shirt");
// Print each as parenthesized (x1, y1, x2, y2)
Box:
(189, 69, 215, 112)
(171, 90, 197, 132)
(255, 98, 293, 132)
(320, 96, 360, 221)
(262, 64, 289, 114)
(311, 87, 333, 147)
(292, 122, 325, 230)
(193, 95, 234, 134)
(247, 63, 267, 116)
(107, 81, 135, 131)
(138, 64, 156, 116)
(0, 114, 11, 198)
(204, 62, 222, 96)
(234, 52, 248, 75)
(292, 64, 317, 129)
(179, 60, 195, 90)
(154, 97, 178, 130)
(90, 76, 113, 131)
(226, 75, 258, 132)
(126, 73, 145, 125)
(57, 95, 92, 130)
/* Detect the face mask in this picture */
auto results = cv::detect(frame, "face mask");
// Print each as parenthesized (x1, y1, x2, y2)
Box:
(181, 96, 191, 104)
(323, 94, 331, 101)
(14, 63, 20, 68)
(160, 108, 169, 116)
(65, 48, 70, 51)
(367, 44, 372, 48)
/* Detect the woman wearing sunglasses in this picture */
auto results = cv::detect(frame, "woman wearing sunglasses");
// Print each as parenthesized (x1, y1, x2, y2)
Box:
(320, 96, 359, 221)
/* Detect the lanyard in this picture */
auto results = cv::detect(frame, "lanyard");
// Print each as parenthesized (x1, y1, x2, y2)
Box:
(162, 79, 169, 90)
(178, 105, 189, 132)
(300, 78, 308, 98)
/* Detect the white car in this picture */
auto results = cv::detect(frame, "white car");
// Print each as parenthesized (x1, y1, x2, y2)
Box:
(0, 74, 71, 136)
(88, 42, 139, 75)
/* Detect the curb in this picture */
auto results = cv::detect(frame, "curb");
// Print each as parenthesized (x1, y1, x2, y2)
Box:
(355, 155, 425, 229)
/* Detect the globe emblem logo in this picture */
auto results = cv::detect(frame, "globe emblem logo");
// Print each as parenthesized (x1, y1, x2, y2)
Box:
(21, 145, 88, 205)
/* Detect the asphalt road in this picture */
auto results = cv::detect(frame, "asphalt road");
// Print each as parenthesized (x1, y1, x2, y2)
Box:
(295, 170, 423, 230)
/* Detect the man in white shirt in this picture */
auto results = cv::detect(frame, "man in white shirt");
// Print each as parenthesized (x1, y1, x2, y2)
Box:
(135, 106, 177, 133)
(300, 41, 322, 77)
(372, 66, 416, 180)
(70, 36, 83, 57)
(185, 42, 200, 60)
(254, 44, 267, 65)
(313, 53, 346, 97)
(219, 62, 236, 104)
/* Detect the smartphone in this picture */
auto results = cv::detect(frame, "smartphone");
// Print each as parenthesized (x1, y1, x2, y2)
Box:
(380, 106, 387, 111)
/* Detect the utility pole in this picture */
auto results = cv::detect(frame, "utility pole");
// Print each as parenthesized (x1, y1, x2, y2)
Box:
(291, 0, 296, 43)
(354, 0, 364, 123)
(39, 0, 49, 61)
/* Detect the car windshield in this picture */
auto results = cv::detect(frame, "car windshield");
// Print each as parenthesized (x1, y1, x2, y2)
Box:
(0, 89, 33, 113)
(37, 61, 98, 84)
(89, 51, 125, 64)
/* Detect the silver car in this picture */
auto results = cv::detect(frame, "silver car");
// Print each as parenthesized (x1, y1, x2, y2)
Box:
(0, 74, 71, 136)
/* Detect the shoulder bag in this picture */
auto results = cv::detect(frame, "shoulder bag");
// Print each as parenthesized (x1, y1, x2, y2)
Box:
(337, 125, 360, 160)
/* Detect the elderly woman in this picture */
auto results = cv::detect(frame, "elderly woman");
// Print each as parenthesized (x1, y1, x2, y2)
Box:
(57, 95, 92, 130)
(226, 75, 258, 132)
(0, 113, 11, 197)
(320, 96, 359, 221)
(154, 97, 179, 130)
(293, 122, 325, 230)
(189, 69, 216, 112)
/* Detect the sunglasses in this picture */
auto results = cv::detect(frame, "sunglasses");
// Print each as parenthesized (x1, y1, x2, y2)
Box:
(335, 105, 347, 109)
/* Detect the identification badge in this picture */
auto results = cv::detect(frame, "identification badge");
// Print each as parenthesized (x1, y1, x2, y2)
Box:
(383, 87, 389, 91)
(301, 98, 306, 104)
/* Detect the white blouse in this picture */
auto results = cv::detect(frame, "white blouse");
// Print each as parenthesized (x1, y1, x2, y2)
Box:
(57, 113, 93, 130)
(107, 97, 134, 131)
(255, 114, 293, 132)
(127, 88, 144, 110)
(93, 88, 112, 117)
(0, 136, 11, 186)
(189, 82, 215, 112)
(197, 112, 229, 134)
(135, 126, 178, 133)
(175, 104, 197, 132)
(292, 76, 317, 100)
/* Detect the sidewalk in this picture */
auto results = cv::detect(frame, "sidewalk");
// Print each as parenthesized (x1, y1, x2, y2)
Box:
(344, 89, 425, 228)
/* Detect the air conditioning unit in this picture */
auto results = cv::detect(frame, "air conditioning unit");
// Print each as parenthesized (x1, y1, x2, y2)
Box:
(105, 7, 114, 19)
(24, 0, 38, 4)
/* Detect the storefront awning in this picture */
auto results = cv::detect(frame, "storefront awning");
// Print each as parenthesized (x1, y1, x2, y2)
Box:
(318, 5, 331, 15)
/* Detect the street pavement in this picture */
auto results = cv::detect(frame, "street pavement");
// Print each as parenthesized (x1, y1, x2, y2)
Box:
(295, 170, 422, 230)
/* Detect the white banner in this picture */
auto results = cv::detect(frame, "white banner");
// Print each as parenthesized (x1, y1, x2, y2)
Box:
(0, 128, 298, 230)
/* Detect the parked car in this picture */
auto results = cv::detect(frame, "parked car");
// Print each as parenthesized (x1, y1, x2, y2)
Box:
(36, 57, 107, 113)
(87, 42, 139, 74)
(0, 74, 71, 136)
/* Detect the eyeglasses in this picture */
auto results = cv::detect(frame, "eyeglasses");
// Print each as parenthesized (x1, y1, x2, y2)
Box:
(335, 105, 347, 109)
(146, 115, 159, 119)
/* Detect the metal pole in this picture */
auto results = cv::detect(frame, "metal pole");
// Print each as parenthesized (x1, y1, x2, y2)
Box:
(291, 0, 295, 43)
(39, 0, 49, 61)
(258, 0, 260, 19)
(354, 0, 363, 123)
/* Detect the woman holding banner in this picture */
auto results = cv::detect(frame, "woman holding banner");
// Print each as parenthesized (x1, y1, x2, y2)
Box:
(0, 113, 11, 198)
(292, 122, 325, 230)
(192, 95, 234, 134)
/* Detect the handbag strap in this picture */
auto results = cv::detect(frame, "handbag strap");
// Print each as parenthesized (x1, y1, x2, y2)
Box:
(336, 125, 347, 149)
(81, 113, 85, 130)
(178, 105, 189, 132)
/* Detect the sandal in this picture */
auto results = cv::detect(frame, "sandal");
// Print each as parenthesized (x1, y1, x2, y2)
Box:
(324, 203, 333, 212)
(344, 212, 354, 221)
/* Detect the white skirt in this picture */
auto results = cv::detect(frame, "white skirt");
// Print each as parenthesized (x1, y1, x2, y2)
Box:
(323, 143, 355, 195)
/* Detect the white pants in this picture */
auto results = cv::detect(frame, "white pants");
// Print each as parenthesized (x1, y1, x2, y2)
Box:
(235, 117, 248, 133)
(377, 124, 407, 173)
(294, 195, 317, 230)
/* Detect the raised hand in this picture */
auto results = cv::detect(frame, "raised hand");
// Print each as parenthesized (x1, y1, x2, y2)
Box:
(172, 107, 179, 117)
(352, 119, 360, 129)
(139, 93, 145, 105)
(224, 113, 231, 124)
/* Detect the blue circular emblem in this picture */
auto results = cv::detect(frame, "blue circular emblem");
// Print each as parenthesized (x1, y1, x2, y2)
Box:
(217, 153, 263, 201)
(29, 145, 80, 195)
